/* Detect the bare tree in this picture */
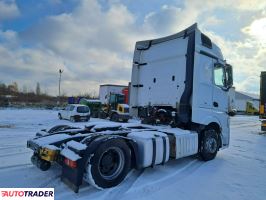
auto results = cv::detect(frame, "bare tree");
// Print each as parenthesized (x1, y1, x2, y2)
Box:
(0, 83, 7, 95)
(13, 82, 18, 93)
(22, 85, 28, 94)
(7, 82, 18, 94)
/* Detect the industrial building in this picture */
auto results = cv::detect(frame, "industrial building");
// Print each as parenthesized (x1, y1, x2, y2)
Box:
(235, 91, 259, 113)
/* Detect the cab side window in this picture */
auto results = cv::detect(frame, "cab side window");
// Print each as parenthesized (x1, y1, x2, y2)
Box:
(214, 65, 225, 87)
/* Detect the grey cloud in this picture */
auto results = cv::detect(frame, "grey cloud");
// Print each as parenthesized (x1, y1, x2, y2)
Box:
(0, 0, 264, 96)
(0, 0, 20, 21)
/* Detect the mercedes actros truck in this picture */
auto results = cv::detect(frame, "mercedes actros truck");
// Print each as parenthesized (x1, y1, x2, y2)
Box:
(27, 23, 233, 192)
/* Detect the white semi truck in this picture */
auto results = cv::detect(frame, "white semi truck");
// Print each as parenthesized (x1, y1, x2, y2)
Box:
(27, 24, 233, 192)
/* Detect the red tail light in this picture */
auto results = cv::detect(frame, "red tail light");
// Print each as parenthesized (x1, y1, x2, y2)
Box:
(64, 158, 77, 168)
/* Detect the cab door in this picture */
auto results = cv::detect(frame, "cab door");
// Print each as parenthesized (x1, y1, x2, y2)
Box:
(212, 63, 228, 113)
(212, 63, 230, 146)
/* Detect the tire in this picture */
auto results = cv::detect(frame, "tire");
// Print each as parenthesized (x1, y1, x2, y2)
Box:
(99, 111, 108, 119)
(122, 119, 128, 123)
(84, 139, 131, 189)
(58, 113, 62, 120)
(70, 116, 76, 122)
(110, 113, 119, 122)
(200, 129, 219, 161)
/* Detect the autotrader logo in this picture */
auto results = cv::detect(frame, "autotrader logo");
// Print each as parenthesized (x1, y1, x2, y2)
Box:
(0, 188, 54, 200)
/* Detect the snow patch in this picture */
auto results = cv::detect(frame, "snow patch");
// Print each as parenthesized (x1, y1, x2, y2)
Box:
(60, 148, 81, 161)
(33, 134, 71, 146)
(66, 140, 87, 151)
(44, 144, 60, 151)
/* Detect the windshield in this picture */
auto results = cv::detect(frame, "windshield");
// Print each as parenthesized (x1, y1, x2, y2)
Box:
(77, 106, 90, 113)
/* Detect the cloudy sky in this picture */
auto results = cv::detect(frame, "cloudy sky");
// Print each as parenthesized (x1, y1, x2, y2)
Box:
(0, 0, 265, 96)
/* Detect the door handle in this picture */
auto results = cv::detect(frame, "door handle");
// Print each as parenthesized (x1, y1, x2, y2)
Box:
(213, 102, 218, 107)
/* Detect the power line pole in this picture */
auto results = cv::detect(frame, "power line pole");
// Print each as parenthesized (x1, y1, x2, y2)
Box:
(58, 69, 63, 105)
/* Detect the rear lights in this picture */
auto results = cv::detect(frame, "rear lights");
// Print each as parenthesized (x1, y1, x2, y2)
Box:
(64, 158, 77, 168)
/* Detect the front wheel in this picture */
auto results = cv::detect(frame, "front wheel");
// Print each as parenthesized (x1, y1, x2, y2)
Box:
(200, 129, 219, 161)
(84, 139, 131, 189)
(110, 113, 119, 122)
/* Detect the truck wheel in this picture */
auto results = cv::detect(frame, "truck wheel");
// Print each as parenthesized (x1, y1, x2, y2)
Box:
(58, 113, 62, 120)
(110, 113, 119, 122)
(200, 129, 219, 161)
(122, 119, 129, 123)
(84, 139, 131, 189)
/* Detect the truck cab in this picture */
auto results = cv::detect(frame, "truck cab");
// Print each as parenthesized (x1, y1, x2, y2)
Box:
(130, 23, 233, 148)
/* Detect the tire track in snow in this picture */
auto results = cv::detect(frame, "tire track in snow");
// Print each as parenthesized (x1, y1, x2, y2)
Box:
(37, 174, 61, 188)
(0, 145, 25, 150)
(0, 151, 31, 157)
(231, 124, 260, 129)
(101, 169, 145, 200)
(0, 163, 32, 170)
(120, 159, 204, 199)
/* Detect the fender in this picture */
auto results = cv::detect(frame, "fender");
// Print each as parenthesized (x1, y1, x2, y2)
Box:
(201, 116, 224, 148)
(202, 115, 222, 129)
(61, 134, 139, 193)
(87, 135, 140, 169)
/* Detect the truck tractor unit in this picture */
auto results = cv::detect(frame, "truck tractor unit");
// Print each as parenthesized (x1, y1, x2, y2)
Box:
(27, 24, 233, 192)
(260, 71, 266, 131)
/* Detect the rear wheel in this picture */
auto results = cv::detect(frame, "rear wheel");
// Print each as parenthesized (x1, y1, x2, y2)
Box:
(200, 129, 219, 161)
(110, 113, 119, 122)
(58, 113, 62, 120)
(84, 139, 131, 189)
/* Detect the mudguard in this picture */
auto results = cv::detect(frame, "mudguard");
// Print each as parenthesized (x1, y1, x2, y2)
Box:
(61, 134, 140, 193)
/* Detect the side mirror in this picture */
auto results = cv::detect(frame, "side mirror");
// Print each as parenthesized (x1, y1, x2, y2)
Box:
(225, 64, 233, 88)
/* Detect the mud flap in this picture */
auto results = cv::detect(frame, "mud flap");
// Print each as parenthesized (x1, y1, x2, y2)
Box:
(60, 135, 141, 192)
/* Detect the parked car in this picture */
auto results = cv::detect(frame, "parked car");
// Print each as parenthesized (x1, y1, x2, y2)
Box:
(58, 104, 90, 122)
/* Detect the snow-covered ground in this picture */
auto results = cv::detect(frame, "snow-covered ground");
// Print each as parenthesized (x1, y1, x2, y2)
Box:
(0, 109, 265, 200)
